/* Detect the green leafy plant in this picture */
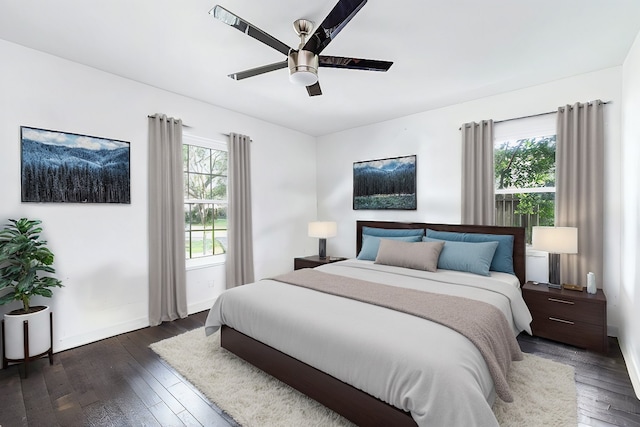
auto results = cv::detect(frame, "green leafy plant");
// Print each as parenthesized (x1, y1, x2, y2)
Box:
(0, 218, 63, 314)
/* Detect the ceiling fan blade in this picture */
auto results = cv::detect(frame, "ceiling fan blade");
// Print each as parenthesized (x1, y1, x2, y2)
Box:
(228, 60, 288, 80)
(306, 82, 322, 96)
(303, 0, 367, 55)
(210, 5, 292, 56)
(319, 56, 392, 71)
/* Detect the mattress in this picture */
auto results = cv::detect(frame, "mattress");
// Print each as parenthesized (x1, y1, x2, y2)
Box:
(205, 260, 532, 426)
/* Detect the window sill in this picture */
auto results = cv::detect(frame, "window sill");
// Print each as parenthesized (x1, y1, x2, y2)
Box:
(186, 255, 226, 270)
(525, 247, 547, 258)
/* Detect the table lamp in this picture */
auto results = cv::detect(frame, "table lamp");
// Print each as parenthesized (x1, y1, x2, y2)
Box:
(531, 226, 578, 288)
(308, 221, 337, 259)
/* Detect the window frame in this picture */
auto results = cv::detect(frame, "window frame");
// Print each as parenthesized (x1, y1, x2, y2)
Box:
(183, 133, 228, 269)
(493, 114, 557, 244)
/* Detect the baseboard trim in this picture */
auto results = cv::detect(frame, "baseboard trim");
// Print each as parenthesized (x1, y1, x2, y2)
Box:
(50, 301, 214, 355)
(188, 299, 215, 315)
(618, 336, 640, 399)
(55, 317, 149, 353)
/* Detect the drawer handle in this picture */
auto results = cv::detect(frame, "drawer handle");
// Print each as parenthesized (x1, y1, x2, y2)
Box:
(549, 317, 575, 325)
(548, 297, 574, 305)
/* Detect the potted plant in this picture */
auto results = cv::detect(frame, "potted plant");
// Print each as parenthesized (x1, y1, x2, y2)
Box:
(0, 218, 63, 370)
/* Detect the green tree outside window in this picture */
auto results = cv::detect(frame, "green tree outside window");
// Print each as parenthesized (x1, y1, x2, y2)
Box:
(494, 135, 556, 242)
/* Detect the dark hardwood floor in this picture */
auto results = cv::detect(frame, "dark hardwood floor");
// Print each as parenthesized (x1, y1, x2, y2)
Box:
(1, 311, 638, 426)
(0, 311, 237, 427)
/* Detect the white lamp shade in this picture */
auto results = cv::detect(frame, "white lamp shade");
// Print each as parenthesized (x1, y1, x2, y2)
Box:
(308, 221, 337, 238)
(531, 226, 578, 254)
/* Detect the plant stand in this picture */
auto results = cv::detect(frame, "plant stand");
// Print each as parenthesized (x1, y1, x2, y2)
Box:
(2, 311, 53, 378)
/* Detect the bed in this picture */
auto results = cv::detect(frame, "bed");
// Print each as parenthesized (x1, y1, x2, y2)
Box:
(205, 220, 532, 426)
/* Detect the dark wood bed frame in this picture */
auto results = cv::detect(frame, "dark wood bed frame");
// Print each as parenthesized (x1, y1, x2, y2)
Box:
(221, 220, 526, 426)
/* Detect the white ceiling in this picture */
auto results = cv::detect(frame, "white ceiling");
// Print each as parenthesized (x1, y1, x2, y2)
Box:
(1, 0, 639, 137)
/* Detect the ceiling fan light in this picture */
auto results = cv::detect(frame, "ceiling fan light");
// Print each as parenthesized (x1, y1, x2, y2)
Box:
(289, 69, 318, 86)
(288, 50, 319, 86)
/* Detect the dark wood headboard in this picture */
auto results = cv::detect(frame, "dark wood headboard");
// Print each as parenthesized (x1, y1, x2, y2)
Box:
(356, 220, 526, 285)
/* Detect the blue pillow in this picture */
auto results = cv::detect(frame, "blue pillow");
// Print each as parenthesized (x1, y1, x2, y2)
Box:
(425, 229, 515, 275)
(424, 237, 499, 276)
(357, 235, 423, 261)
(362, 226, 424, 238)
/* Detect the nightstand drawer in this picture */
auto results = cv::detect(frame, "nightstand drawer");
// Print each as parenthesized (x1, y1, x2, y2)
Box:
(531, 316, 607, 353)
(524, 291, 605, 326)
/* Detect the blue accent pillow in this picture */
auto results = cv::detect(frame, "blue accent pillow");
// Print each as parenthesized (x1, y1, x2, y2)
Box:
(357, 235, 423, 261)
(362, 226, 424, 238)
(425, 229, 515, 275)
(424, 237, 499, 276)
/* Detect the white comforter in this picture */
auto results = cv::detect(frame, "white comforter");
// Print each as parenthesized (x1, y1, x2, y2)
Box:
(205, 260, 532, 427)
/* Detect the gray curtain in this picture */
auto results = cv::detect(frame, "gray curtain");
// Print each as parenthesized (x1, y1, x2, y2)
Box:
(461, 120, 495, 225)
(226, 133, 255, 288)
(148, 114, 187, 326)
(556, 101, 604, 287)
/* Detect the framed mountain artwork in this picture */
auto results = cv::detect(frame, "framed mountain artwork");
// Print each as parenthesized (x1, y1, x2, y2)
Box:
(353, 154, 416, 210)
(21, 126, 130, 204)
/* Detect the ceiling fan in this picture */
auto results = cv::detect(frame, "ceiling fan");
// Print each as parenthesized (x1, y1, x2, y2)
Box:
(209, 0, 393, 96)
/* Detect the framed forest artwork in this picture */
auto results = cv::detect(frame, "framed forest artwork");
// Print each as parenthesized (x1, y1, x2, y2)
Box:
(21, 126, 131, 204)
(353, 154, 417, 210)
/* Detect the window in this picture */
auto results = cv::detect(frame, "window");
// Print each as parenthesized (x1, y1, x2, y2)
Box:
(183, 135, 227, 261)
(494, 115, 556, 243)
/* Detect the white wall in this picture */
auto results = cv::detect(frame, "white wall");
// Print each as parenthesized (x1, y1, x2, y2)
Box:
(0, 39, 317, 353)
(317, 68, 623, 335)
(620, 30, 640, 397)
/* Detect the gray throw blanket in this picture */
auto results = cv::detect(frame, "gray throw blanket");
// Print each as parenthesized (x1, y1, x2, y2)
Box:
(272, 268, 523, 402)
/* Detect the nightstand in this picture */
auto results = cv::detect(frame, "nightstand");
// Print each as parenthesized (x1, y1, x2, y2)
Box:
(522, 281, 607, 353)
(294, 255, 347, 270)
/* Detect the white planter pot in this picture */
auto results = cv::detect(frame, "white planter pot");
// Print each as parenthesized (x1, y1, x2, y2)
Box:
(3, 305, 51, 360)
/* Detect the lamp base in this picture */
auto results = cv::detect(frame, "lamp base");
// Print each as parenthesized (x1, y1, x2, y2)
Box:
(548, 252, 560, 286)
(318, 238, 327, 259)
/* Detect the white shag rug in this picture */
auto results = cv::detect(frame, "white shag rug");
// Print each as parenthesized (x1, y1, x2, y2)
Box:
(150, 328, 577, 427)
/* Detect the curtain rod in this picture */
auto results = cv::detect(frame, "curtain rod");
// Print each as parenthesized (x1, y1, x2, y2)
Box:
(147, 117, 254, 141)
(459, 100, 611, 129)
(221, 132, 254, 142)
(147, 114, 192, 128)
